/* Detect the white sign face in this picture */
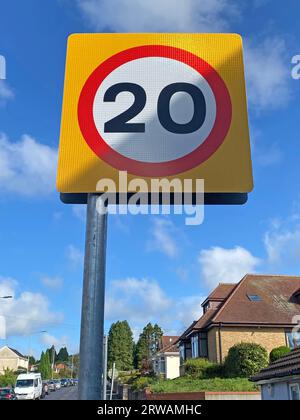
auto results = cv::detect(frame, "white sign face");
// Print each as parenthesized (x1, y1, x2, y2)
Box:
(93, 57, 216, 163)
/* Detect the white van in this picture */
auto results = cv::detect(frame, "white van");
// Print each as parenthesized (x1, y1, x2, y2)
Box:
(15, 373, 43, 400)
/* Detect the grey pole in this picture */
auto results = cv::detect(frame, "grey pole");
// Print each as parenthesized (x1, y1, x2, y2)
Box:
(78, 194, 108, 400)
(110, 362, 115, 401)
(103, 335, 108, 400)
(51, 346, 55, 380)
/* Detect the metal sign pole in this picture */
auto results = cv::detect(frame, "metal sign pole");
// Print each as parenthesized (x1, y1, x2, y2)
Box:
(78, 194, 108, 400)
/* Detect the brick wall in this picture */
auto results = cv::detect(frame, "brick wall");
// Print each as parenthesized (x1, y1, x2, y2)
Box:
(207, 328, 219, 363)
(219, 327, 287, 362)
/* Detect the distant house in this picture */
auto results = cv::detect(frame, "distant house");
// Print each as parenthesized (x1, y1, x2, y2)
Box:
(55, 363, 68, 373)
(153, 336, 180, 379)
(252, 348, 300, 400)
(0, 346, 28, 374)
(178, 275, 300, 373)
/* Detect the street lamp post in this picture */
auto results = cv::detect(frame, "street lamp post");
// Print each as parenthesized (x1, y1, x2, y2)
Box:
(0, 296, 13, 342)
(27, 330, 47, 373)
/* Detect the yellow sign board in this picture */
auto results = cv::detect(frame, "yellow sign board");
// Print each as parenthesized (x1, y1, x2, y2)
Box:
(57, 33, 253, 196)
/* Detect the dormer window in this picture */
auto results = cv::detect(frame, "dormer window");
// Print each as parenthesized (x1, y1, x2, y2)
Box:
(293, 288, 300, 302)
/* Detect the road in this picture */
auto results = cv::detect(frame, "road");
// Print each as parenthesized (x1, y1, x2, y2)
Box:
(43, 386, 78, 400)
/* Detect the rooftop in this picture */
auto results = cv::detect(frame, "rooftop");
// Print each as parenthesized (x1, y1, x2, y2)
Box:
(252, 348, 300, 382)
(179, 274, 300, 340)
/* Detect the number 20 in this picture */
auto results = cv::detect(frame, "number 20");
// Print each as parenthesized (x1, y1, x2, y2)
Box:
(103, 82, 206, 134)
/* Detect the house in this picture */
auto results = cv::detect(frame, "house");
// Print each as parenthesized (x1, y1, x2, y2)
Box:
(178, 274, 300, 372)
(55, 363, 68, 373)
(252, 348, 300, 400)
(0, 346, 28, 374)
(153, 336, 180, 379)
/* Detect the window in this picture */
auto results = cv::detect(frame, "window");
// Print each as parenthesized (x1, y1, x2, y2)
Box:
(247, 294, 262, 302)
(160, 356, 165, 374)
(185, 341, 192, 359)
(289, 384, 300, 400)
(179, 345, 185, 363)
(16, 379, 33, 388)
(286, 332, 300, 349)
(191, 335, 199, 358)
(199, 332, 208, 358)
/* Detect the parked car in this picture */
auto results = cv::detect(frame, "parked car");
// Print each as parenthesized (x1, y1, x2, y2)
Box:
(48, 381, 56, 392)
(15, 373, 43, 400)
(60, 378, 68, 387)
(0, 387, 17, 400)
(54, 380, 61, 390)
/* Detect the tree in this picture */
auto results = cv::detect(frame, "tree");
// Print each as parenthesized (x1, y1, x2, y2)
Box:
(39, 351, 51, 379)
(28, 356, 36, 366)
(56, 347, 69, 363)
(224, 342, 269, 378)
(108, 321, 134, 371)
(0, 369, 17, 387)
(270, 346, 291, 362)
(46, 346, 56, 367)
(135, 323, 163, 369)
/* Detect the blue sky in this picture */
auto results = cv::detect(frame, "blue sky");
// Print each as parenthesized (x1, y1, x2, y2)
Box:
(0, 0, 300, 358)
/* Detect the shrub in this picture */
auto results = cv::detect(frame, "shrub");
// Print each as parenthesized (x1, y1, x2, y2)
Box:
(130, 376, 156, 391)
(224, 343, 269, 378)
(184, 358, 214, 378)
(270, 346, 291, 363)
(205, 363, 226, 378)
(0, 369, 17, 387)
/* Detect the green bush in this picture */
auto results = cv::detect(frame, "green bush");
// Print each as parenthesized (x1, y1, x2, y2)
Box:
(224, 343, 269, 378)
(184, 358, 214, 378)
(205, 363, 226, 378)
(130, 376, 156, 391)
(0, 369, 17, 387)
(270, 346, 291, 363)
(151, 377, 258, 393)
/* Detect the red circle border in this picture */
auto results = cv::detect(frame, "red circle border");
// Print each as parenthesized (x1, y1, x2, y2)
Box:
(78, 45, 232, 177)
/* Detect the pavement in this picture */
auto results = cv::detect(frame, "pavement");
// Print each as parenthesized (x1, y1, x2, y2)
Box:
(43, 386, 78, 400)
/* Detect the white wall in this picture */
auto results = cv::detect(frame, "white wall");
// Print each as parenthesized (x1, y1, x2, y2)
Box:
(165, 354, 180, 379)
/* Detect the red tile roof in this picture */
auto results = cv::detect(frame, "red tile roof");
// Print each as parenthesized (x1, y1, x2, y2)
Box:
(180, 274, 300, 340)
(159, 336, 180, 353)
(202, 283, 236, 305)
(212, 274, 300, 325)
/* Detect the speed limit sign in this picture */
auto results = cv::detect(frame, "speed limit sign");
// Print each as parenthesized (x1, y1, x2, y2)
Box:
(57, 34, 253, 198)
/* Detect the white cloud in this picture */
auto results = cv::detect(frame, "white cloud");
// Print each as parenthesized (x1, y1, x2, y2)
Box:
(0, 80, 14, 105)
(0, 133, 57, 196)
(66, 245, 84, 267)
(199, 246, 261, 288)
(0, 277, 63, 337)
(76, 1, 291, 114)
(264, 222, 300, 267)
(106, 278, 171, 322)
(105, 277, 204, 335)
(76, 0, 239, 32)
(148, 218, 179, 258)
(41, 276, 64, 290)
(244, 38, 291, 112)
(40, 332, 69, 349)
